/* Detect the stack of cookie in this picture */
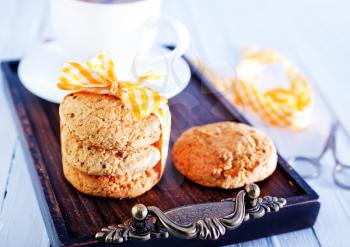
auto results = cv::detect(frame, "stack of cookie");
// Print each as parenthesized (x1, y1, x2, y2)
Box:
(59, 92, 164, 199)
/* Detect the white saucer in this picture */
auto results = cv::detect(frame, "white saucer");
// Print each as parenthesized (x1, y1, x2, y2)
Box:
(18, 41, 191, 103)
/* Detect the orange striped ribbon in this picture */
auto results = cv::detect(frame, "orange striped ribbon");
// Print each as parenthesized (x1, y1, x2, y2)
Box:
(57, 54, 171, 175)
(57, 53, 168, 119)
(194, 48, 312, 129)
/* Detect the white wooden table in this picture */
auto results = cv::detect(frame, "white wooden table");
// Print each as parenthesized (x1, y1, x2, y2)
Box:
(1, 0, 350, 246)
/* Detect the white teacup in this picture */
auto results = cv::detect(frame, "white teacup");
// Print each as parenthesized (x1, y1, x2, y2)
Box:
(51, 0, 190, 79)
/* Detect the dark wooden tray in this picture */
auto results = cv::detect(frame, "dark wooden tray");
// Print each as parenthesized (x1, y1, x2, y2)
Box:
(2, 60, 320, 247)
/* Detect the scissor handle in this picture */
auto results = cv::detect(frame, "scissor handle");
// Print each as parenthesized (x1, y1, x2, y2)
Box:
(333, 162, 350, 190)
(289, 156, 322, 179)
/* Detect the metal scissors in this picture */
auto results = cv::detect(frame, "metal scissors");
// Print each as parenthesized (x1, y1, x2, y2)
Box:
(288, 121, 350, 189)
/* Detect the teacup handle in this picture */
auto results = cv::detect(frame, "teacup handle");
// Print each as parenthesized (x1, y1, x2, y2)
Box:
(137, 16, 190, 64)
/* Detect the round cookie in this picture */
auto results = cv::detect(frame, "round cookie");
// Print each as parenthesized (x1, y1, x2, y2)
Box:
(62, 130, 161, 176)
(59, 92, 162, 150)
(172, 122, 277, 189)
(63, 159, 159, 199)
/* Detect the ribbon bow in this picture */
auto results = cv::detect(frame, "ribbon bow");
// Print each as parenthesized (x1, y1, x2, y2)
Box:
(193, 48, 312, 129)
(233, 48, 312, 129)
(57, 54, 168, 119)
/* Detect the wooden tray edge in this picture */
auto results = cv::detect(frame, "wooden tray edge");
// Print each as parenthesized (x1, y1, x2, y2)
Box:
(2, 61, 66, 247)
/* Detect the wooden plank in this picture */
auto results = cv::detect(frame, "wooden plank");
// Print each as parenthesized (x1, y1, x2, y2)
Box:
(0, 73, 18, 209)
(270, 229, 320, 247)
(291, 37, 350, 247)
(294, 61, 350, 247)
(0, 143, 49, 247)
(0, 1, 51, 245)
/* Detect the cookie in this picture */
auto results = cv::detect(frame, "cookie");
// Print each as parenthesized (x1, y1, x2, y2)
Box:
(172, 122, 277, 189)
(63, 159, 159, 199)
(61, 129, 161, 176)
(59, 92, 162, 150)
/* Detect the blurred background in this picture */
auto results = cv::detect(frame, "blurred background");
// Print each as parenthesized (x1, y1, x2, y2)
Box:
(0, 0, 350, 246)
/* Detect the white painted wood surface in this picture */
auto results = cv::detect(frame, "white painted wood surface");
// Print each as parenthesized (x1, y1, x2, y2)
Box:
(1, 0, 350, 246)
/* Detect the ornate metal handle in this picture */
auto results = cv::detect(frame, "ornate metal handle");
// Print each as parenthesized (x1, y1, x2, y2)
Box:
(95, 184, 286, 243)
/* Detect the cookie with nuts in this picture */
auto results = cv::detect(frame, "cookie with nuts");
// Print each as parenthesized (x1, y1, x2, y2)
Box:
(61, 127, 160, 176)
(172, 122, 277, 189)
(59, 92, 162, 150)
